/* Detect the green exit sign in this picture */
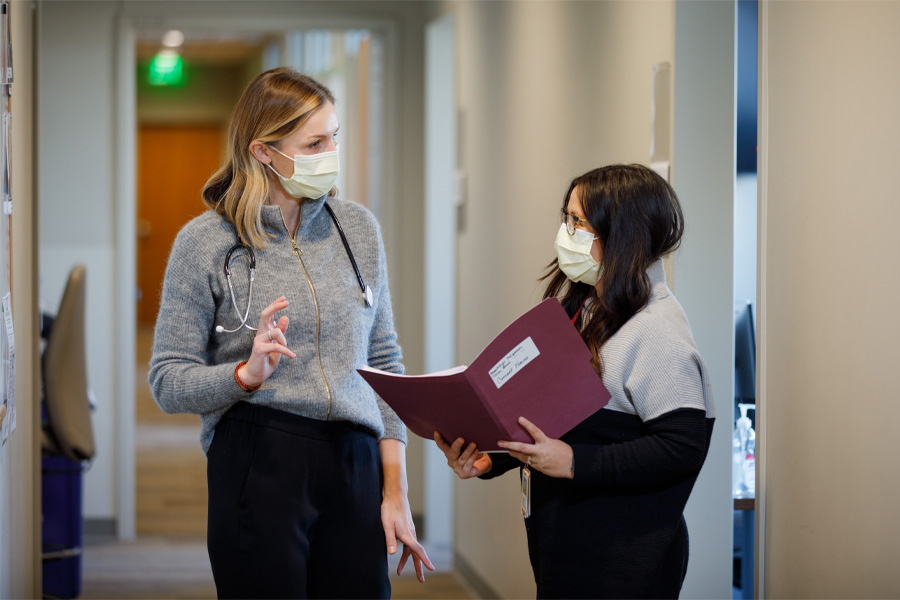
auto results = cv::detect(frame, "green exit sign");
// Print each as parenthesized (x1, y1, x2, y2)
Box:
(148, 52, 185, 87)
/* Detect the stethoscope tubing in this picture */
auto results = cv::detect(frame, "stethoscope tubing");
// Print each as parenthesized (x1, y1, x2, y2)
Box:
(217, 202, 371, 334)
(324, 202, 368, 299)
(218, 245, 258, 333)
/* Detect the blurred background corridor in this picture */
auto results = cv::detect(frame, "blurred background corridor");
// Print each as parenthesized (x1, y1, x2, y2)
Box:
(1, 1, 898, 598)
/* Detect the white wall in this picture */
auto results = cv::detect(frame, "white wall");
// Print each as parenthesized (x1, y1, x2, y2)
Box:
(759, 1, 900, 596)
(38, 0, 430, 529)
(672, 1, 735, 597)
(39, 0, 121, 523)
(0, 1, 39, 595)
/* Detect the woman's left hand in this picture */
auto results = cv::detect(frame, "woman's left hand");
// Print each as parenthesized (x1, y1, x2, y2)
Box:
(498, 417, 575, 479)
(382, 492, 434, 582)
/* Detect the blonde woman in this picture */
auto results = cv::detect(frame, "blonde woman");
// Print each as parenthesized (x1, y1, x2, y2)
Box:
(149, 68, 431, 598)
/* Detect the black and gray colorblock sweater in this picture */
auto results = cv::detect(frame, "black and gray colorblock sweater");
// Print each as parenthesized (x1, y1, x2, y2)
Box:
(483, 259, 715, 598)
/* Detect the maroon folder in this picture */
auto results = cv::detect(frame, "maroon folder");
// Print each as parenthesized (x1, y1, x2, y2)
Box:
(358, 298, 610, 451)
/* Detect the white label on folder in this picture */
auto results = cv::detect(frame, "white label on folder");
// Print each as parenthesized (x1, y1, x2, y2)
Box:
(489, 336, 539, 389)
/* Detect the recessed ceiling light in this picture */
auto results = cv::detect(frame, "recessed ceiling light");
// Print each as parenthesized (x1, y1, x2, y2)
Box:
(162, 30, 184, 48)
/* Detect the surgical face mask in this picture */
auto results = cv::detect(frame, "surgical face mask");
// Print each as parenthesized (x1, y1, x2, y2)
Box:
(266, 145, 339, 200)
(555, 223, 602, 285)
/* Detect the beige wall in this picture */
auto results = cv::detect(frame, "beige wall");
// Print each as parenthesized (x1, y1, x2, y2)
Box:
(451, 2, 680, 597)
(39, 0, 120, 523)
(0, 0, 39, 595)
(760, 1, 900, 596)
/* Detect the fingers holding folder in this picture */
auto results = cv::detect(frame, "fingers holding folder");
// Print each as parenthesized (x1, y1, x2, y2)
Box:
(497, 417, 575, 480)
(435, 417, 575, 481)
(434, 432, 493, 479)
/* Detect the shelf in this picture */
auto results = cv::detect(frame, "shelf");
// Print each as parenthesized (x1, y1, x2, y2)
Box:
(734, 497, 755, 511)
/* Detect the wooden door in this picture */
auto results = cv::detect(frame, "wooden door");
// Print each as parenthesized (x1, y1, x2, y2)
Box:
(137, 125, 224, 324)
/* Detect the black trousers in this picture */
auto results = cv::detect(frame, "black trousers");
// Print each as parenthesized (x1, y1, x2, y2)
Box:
(206, 402, 390, 599)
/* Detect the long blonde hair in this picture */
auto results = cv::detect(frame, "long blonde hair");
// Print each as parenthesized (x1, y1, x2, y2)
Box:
(202, 68, 336, 249)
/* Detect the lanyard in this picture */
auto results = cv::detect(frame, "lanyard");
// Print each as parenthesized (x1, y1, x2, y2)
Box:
(571, 297, 589, 325)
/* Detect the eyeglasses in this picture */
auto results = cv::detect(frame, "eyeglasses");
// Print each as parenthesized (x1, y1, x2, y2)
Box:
(560, 209, 590, 236)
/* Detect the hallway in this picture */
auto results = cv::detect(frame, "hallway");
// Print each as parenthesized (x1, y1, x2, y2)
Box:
(78, 326, 471, 599)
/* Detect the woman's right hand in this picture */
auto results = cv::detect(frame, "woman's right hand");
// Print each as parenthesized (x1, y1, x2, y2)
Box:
(434, 433, 492, 479)
(236, 296, 297, 388)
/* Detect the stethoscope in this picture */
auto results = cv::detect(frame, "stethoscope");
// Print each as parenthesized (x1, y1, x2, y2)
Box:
(215, 202, 373, 334)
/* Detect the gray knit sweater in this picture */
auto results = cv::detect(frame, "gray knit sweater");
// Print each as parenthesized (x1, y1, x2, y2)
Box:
(148, 197, 407, 453)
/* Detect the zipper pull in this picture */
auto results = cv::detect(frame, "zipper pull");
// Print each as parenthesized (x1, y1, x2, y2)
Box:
(291, 239, 302, 257)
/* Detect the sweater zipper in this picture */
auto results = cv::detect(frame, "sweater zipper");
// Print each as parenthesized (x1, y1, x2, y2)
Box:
(280, 207, 333, 419)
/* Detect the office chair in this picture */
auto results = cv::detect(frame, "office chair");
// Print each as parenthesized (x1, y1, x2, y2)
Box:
(41, 264, 94, 599)
(42, 264, 94, 461)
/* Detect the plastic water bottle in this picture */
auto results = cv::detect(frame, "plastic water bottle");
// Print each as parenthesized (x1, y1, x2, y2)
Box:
(732, 422, 744, 496)
(737, 403, 756, 496)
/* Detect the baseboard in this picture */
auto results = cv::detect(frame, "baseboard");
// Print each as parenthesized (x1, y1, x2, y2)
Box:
(85, 515, 422, 541)
(84, 518, 116, 536)
(454, 551, 501, 600)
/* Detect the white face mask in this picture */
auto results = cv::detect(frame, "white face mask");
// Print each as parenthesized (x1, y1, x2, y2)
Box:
(555, 223, 602, 285)
(266, 145, 340, 200)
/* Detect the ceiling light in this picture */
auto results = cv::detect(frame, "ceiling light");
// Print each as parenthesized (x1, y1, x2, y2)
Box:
(161, 30, 184, 48)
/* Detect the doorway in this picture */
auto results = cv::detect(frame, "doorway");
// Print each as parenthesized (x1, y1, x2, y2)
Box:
(732, 1, 758, 597)
(127, 32, 263, 595)
(135, 123, 221, 542)
(137, 125, 221, 325)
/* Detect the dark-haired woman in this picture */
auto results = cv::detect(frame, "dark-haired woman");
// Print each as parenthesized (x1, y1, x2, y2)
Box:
(150, 68, 431, 598)
(435, 164, 715, 599)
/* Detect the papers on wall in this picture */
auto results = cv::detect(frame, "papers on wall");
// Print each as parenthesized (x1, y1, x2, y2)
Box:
(0, 0, 11, 446)
(1, 291, 14, 443)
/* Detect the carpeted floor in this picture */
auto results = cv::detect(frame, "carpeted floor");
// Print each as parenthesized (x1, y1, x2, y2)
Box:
(82, 534, 469, 600)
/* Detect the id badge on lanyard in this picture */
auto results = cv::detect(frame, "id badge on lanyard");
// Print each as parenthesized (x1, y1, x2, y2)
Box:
(521, 466, 531, 519)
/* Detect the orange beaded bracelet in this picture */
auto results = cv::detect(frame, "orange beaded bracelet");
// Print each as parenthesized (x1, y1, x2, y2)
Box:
(234, 361, 261, 392)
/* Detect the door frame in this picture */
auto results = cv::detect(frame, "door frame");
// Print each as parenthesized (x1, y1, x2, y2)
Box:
(423, 13, 457, 549)
(755, 0, 770, 595)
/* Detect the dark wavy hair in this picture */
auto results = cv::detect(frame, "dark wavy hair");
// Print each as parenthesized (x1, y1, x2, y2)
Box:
(542, 164, 684, 376)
